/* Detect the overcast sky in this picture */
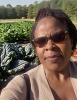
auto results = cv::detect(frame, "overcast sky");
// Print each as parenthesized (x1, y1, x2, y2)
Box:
(0, 0, 44, 7)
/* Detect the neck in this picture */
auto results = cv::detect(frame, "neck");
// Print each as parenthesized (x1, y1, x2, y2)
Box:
(44, 65, 70, 82)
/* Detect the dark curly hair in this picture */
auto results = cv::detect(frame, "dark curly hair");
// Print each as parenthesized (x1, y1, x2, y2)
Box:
(30, 7, 77, 51)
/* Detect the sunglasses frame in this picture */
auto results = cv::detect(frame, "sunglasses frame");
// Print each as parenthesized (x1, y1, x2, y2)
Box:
(32, 31, 68, 46)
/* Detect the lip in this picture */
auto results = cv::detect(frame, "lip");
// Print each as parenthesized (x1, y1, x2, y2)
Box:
(45, 55, 60, 63)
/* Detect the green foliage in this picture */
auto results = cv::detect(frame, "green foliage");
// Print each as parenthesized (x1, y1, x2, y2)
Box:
(27, 4, 34, 18)
(0, 0, 77, 19)
(0, 21, 34, 43)
(61, 0, 77, 19)
(0, 43, 40, 88)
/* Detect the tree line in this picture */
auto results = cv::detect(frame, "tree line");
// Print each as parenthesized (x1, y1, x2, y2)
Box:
(0, 0, 77, 20)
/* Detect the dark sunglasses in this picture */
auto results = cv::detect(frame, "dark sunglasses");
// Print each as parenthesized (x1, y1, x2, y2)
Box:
(32, 31, 68, 47)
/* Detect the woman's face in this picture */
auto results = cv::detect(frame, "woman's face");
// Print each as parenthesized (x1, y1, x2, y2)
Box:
(34, 17, 72, 72)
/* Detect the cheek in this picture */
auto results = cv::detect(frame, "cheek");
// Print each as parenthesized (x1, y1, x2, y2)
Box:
(59, 42, 72, 57)
(35, 47, 44, 61)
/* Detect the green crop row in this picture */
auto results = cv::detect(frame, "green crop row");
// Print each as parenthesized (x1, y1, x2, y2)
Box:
(0, 21, 34, 43)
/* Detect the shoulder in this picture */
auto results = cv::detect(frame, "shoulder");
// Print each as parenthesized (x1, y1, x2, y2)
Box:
(0, 75, 27, 100)
(2, 75, 26, 91)
(70, 60, 77, 69)
(22, 64, 41, 76)
(21, 64, 43, 81)
(70, 60, 77, 76)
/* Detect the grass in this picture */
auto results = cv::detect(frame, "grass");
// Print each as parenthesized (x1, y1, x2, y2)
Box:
(0, 19, 35, 23)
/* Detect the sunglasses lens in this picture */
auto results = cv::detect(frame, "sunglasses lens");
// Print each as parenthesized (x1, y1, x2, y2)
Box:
(33, 36, 47, 46)
(52, 32, 66, 43)
(33, 31, 67, 46)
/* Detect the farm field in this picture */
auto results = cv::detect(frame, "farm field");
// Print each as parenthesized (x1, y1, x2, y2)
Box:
(0, 20, 34, 43)
(0, 19, 35, 23)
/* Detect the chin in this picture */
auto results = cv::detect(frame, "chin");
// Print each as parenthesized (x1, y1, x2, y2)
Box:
(43, 63, 61, 71)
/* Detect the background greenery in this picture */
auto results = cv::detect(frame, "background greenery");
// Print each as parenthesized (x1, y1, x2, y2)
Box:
(0, 21, 34, 43)
(0, 0, 77, 20)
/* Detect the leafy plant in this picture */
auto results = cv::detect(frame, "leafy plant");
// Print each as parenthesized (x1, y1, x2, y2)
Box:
(0, 43, 40, 90)
(0, 21, 34, 43)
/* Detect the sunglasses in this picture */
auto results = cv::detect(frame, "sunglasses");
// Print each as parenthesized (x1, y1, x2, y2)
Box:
(32, 31, 68, 47)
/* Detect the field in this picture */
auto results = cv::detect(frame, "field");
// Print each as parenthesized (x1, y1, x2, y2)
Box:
(0, 19, 35, 23)
(0, 19, 34, 43)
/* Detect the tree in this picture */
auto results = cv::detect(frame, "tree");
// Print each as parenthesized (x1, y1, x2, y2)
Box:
(32, 1, 39, 18)
(0, 0, 77, 20)
(12, 8, 17, 19)
(15, 5, 23, 18)
(61, 0, 77, 19)
(50, 0, 59, 9)
(0, 6, 7, 19)
(27, 4, 34, 18)
(38, 1, 50, 9)
(6, 4, 16, 19)
(22, 5, 27, 18)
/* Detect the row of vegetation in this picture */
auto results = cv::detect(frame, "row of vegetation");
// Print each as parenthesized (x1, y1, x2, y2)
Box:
(0, 21, 34, 43)
(0, 0, 77, 20)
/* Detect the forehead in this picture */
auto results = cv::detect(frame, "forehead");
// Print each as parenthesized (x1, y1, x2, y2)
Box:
(34, 17, 67, 36)
(36, 17, 60, 26)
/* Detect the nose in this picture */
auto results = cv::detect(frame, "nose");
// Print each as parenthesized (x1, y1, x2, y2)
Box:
(45, 39, 56, 50)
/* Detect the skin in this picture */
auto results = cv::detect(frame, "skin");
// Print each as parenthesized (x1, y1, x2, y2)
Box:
(34, 17, 76, 100)
(34, 17, 72, 74)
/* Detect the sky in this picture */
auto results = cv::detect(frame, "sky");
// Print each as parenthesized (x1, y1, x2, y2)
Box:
(0, 0, 44, 7)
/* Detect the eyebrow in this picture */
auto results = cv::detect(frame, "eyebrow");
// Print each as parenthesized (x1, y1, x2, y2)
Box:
(35, 30, 67, 38)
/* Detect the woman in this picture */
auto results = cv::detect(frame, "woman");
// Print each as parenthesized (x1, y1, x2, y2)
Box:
(0, 8, 77, 100)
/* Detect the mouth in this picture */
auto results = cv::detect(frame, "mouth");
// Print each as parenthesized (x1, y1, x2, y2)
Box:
(45, 54, 61, 63)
